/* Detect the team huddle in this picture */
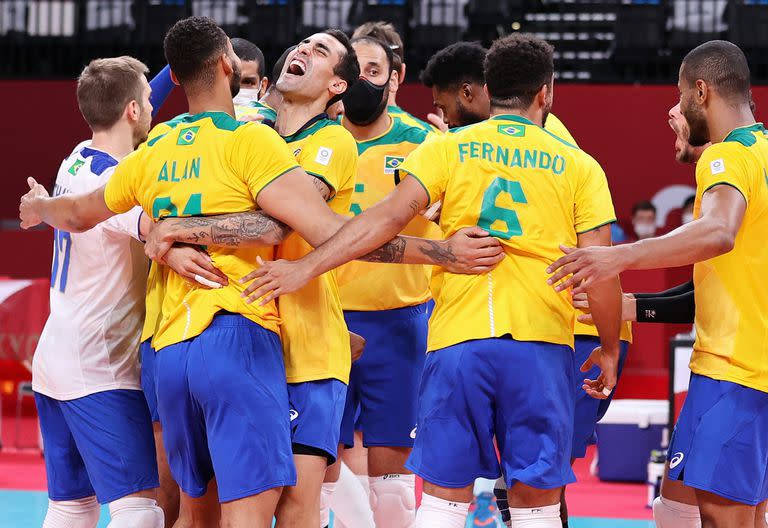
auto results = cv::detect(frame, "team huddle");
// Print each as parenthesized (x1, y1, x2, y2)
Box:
(17, 13, 768, 528)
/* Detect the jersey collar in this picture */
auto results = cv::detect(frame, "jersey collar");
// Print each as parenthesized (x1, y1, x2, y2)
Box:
(490, 114, 536, 126)
(282, 113, 330, 143)
(723, 122, 766, 141)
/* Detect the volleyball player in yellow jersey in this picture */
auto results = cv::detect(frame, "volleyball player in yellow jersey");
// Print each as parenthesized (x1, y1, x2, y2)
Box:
(335, 35, 443, 527)
(17, 17, 406, 528)
(246, 34, 624, 528)
(548, 41, 768, 527)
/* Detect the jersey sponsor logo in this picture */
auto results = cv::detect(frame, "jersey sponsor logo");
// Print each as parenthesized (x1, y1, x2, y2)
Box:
(68, 159, 85, 176)
(410, 426, 417, 439)
(384, 155, 405, 175)
(669, 452, 684, 469)
(289, 409, 299, 422)
(315, 147, 333, 166)
(293, 148, 302, 157)
(177, 126, 200, 146)
(710, 158, 725, 175)
(497, 124, 526, 137)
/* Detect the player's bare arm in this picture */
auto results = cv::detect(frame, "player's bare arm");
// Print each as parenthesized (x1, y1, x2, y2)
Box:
(19, 178, 115, 232)
(241, 175, 499, 304)
(574, 224, 623, 400)
(146, 168, 502, 275)
(547, 184, 746, 294)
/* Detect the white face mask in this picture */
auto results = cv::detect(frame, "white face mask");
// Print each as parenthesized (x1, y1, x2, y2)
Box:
(634, 223, 656, 239)
(681, 212, 694, 225)
(233, 87, 261, 106)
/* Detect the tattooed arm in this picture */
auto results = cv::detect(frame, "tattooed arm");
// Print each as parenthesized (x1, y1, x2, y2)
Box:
(241, 176, 506, 304)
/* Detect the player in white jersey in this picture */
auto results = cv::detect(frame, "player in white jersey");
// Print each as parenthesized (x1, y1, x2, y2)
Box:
(31, 56, 165, 528)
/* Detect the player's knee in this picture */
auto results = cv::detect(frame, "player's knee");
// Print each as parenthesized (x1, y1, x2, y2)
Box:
(369, 474, 416, 526)
(652, 496, 701, 527)
(507, 503, 561, 527)
(107, 496, 164, 528)
(43, 497, 100, 528)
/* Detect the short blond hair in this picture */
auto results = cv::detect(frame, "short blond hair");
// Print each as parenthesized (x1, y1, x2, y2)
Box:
(77, 56, 148, 131)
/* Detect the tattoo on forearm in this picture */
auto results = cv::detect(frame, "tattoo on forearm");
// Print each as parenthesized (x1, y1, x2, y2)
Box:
(311, 177, 332, 201)
(408, 199, 420, 216)
(165, 212, 291, 247)
(361, 237, 407, 263)
(418, 240, 457, 264)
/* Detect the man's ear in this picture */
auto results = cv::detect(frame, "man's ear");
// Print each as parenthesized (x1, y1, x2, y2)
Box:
(330, 78, 347, 98)
(221, 53, 234, 76)
(696, 79, 709, 105)
(259, 77, 269, 98)
(169, 69, 180, 86)
(461, 82, 473, 103)
(125, 100, 140, 123)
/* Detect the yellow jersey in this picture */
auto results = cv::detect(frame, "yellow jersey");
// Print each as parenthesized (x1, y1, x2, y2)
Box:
(235, 100, 278, 125)
(276, 118, 358, 383)
(337, 116, 442, 311)
(544, 115, 633, 343)
(138, 122, 174, 346)
(398, 114, 616, 351)
(388, 105, 437, 133)
(104, 111, 299, 350)
(689, 123, 768, 392)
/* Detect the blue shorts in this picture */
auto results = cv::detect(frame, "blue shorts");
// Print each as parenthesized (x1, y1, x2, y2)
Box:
(667, 373, 768, 505)
(288, 379, 347, 463)
(571, 336, 630, 459)
(35, 390, 158, 504)
(340, 303, 428, 448)
(155, 314, 295, 502)
(140, 340, 159, 423)
(406, 337, 577, 490)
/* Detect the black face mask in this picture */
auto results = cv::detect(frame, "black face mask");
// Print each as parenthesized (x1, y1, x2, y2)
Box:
(343, 77, 389, 126)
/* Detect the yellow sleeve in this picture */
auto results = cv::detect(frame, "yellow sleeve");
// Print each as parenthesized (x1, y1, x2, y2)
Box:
(545, 113, 578, 147)
(230, 123, 301, 198)
(297, 127, 358, 198)
(103, 149, 141, 214)
(695, 143, 751, 203)
(573, 154, 617, 234)
(396, 134, 450, 206)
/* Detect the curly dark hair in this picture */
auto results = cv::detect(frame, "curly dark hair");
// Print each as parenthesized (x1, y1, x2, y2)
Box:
(164, 16, 229, 88)
(420, 42, 487, 90)
(484, 34, 554, 110)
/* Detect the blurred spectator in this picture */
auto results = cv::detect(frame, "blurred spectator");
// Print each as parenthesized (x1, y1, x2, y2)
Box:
(631, 200, 658, 240)
(681, 194, 695, 225)
(231, 38, 269, 104)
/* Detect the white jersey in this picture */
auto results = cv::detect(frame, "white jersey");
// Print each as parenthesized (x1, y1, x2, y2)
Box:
(33, 141, 147, 400)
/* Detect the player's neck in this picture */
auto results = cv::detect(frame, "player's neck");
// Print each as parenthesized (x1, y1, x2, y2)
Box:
(185, 82, 236, 118)
(344, 112, 392, 142)
(275, 95, 328, 136)
(708, 103, 756, 144)
(89, 126, 135, 160)
(387, 92, 397, 108)
(489, 106, 543, 127)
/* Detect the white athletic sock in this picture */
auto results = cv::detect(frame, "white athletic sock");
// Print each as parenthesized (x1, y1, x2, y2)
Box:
(320, 482, 336, 527)
(107, 496, 164, 528)
(369, 474, 416, 528)
(507, 504, 561, 527)
(329, 463, 374, 528)
(652, 496, 701, 527)
(414, 493, 470, 528)
(43, 497, 100, 528)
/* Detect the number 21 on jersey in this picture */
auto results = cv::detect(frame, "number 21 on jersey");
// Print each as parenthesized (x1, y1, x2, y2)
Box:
(478, 176, 527, 239)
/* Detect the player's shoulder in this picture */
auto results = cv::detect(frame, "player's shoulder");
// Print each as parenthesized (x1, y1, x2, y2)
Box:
(305, 119, 357, 152)
(389, 105, 435, 132)
(697, 140, 748, 176)
(543, 113, 578, 147)
(389, 115, 431, 145)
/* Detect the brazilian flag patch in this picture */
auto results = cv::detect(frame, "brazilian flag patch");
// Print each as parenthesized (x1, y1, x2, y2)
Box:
(497, 124, 526, 137)
(177, 126, 200, 146)
(68, 159, 85, 176)
(384, 155, 405, 175)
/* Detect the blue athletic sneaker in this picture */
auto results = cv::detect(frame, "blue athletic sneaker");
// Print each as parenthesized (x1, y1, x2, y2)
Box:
(465, 491, 505, 527)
